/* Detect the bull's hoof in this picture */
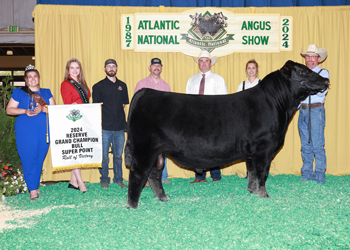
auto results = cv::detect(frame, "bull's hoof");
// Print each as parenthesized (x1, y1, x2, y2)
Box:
(156, 195, 170, 202)
(257, 191, 270, 198)
(126, 200, 139, 209)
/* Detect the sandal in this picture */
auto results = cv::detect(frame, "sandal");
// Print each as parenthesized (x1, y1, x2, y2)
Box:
(30, 191, 39, 200)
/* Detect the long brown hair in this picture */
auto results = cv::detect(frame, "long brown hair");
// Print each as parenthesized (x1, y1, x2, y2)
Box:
(64, 57, 87, 85)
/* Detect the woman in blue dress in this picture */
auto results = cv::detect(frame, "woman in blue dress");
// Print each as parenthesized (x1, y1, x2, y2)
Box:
(6, 65, 56, 200)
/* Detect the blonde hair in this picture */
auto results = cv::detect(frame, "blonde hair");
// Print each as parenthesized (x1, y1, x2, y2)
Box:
(64, 57, 87, 85)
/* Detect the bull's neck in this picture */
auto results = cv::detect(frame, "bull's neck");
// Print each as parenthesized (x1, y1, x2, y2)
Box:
(260, 72, 300, 116)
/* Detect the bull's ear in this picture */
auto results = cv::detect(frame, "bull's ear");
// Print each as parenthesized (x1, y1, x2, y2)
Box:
(280, 60, 294, 77)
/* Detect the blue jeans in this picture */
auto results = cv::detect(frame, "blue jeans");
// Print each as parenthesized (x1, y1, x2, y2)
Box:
(100, 129, 125, 184)
(298, 106, 326, 183)
(195, 167, 221, 181)
(162, 157, 168, 182)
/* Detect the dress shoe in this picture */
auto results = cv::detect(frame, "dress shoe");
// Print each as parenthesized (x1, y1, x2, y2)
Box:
(190, 178, 207, 183)
(68, 183, 79, 190)
(212, 179, 220, 182)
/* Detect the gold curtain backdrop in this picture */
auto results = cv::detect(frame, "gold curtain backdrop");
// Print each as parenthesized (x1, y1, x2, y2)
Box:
(32, 5, 350, 182)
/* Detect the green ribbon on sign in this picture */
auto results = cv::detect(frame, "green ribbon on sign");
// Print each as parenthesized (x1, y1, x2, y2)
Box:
(182, 34, 235, 49)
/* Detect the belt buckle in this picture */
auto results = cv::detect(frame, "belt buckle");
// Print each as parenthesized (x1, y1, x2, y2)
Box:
(301, 103, 308, 109)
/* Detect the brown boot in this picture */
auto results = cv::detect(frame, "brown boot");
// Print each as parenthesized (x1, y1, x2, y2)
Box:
(190, 178, 207, 183)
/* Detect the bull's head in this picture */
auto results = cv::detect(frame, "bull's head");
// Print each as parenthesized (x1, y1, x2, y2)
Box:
(281, 60, 329, 97)
(213, 12, 228, 27)
(189, 13, 202, 27)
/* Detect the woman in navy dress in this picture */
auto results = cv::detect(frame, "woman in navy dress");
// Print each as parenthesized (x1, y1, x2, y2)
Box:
(6, 65, 56, 200)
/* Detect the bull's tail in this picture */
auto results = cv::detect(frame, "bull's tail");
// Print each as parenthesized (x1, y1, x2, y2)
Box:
(124, 140, 132, 167)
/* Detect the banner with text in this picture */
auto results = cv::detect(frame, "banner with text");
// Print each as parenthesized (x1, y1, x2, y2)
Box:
(121, 8, 292, 57)
(48, 104, 102, 172)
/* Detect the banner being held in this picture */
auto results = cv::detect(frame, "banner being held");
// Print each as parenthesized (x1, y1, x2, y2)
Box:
(48, 103, 102, 172)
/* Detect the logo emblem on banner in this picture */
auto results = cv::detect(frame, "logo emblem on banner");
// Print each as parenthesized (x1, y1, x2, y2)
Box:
(183, 11, 234, 53)
(66, 109, 82, 122)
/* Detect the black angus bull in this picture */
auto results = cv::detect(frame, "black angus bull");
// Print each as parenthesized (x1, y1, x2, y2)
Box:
(189, 12, 228, 37)
(125, 60, 329, 209)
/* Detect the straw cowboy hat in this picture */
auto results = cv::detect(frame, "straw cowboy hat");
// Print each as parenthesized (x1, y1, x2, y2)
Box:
(194, 51, 218, 66)
(301, 44, 328, 62)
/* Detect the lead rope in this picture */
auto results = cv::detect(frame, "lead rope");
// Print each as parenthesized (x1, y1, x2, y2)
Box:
(308, 68, 324, 143)
(308, 96, 311, 143)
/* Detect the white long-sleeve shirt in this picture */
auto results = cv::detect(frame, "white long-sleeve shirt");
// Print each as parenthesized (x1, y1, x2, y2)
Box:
(186, 70, 228, 95)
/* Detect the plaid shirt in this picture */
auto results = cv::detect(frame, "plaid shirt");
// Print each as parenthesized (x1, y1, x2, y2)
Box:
(134, 75, 171, 93)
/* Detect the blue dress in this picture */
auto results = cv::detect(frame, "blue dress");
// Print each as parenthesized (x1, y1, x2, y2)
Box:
(10, 88, 53, 191)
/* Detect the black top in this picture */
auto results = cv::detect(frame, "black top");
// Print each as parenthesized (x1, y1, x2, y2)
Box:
(92, 77, 129, 131)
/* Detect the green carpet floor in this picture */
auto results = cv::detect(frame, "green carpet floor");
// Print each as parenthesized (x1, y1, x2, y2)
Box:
(1, 174, 350, 249)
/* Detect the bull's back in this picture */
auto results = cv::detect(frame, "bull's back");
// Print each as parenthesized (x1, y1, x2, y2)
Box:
(128, 88, 276, 139)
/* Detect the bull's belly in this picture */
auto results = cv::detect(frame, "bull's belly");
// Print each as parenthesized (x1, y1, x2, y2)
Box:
(167, 152, 244, 169)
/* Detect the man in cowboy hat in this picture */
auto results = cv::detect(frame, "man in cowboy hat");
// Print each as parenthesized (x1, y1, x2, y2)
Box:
(186, 50, 228, 183)
(299, 44, 330, 184)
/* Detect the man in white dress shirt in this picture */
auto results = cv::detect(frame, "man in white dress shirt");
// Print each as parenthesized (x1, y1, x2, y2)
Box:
(186, 51, 228, 183)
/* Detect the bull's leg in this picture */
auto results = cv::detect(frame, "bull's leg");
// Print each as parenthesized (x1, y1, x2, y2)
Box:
(246, 157, 258, 193)
(127, 162, 152, 209)
(256, 176, 270, 198)
(148, 160, 169, 202)
(254, 155, 271, 198)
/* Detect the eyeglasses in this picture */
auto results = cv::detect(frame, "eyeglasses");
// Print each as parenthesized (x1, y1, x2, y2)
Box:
(305, 55, 320, 59)
(106, 65, 117, 69)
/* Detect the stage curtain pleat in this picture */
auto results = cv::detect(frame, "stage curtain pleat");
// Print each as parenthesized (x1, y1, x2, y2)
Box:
(32, 5, 350, 182)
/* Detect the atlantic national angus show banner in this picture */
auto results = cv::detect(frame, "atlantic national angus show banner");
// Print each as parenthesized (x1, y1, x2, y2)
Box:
(48, 104, 102, 172)
(121, 7, 292, 57)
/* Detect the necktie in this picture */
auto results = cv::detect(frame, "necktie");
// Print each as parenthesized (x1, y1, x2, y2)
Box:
(199, 74, 205, 95)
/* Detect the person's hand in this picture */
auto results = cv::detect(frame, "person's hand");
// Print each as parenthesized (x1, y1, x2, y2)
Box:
(26, 105, 41, 117)
(37, 103, 48, 113)
(25, 109, 37, 117)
